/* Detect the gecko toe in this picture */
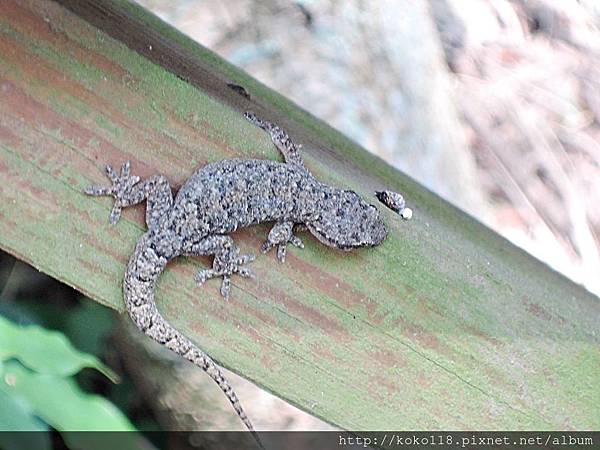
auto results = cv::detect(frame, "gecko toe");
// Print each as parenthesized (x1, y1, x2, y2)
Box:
(109, 203, 122, 225)
(220, 275, 231, 299)
(105, 164, 119, 182)
(260, 241, 273, 253)
(276, 245, 286, 263)
(194, 249, 254, 298)
(194, 269, 214, 285)
(84, 185, 111, 196)
(233, 254, 255, 278)
(128, 175, 141, 186)
(121, 161, 131, 178)
(237, 267, 253, 278)
(290, 236, 304, 248)
(236, 254, 256, 265)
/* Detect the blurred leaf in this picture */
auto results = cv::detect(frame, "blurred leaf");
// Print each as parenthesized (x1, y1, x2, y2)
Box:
(63, 300, 115, 356)
(0, 389, 51, 450)
(0, 388, 48, 431)
(0, 315, 118, 383)
(0, 360, 134, 431)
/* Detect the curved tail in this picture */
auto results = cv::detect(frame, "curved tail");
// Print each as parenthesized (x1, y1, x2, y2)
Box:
(124, 234, 264, 449)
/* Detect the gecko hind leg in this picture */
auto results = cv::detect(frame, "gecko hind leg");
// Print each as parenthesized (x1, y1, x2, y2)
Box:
(187, 236, 255, 299)
(244, 111, 305, 167)
(261, 222, 304, 263)
(85, 161, 173, 229)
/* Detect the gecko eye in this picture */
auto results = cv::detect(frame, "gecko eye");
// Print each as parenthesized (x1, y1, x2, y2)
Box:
(308, 190, 387, 249)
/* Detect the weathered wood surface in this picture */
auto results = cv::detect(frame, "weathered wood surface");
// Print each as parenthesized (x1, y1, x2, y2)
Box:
(0, 0, 598, 430)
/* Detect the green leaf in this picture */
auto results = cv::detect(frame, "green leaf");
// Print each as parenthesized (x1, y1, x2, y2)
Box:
(0, 388, 48, 431)
(63, 300, 115, 356)
(0, 315, 118, 383)
(0, 389, 51, 450)
(0, 360, 134, 431)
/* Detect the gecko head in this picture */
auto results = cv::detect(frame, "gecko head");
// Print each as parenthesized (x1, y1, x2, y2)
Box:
(307, 189, 388, 250)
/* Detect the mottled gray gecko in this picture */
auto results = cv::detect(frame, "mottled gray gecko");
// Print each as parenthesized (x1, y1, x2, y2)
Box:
(85, 112, 387, 446)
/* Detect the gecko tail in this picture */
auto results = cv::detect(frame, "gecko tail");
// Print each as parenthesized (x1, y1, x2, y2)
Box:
(123, 234, 265, 450)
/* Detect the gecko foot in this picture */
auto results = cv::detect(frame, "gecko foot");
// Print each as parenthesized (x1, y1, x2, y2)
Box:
(195, 251, 255, 299)
(261, 222, 304, 263)
(244, 111, 304, 167)
(85, 161, 141, 225)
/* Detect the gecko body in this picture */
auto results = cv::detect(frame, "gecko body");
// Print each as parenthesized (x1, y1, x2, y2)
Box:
(85, 112, 387, 446)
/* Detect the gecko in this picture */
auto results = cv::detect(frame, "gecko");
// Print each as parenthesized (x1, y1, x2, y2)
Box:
(84, 111, 388, 447)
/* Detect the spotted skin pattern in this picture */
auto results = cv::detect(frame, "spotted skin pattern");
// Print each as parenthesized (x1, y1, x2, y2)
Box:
(85, 112, 388, 448)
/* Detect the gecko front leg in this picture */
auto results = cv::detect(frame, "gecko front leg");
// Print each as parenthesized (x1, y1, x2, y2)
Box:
(187, 235, 255, 299)
(261, 222, 304, 263)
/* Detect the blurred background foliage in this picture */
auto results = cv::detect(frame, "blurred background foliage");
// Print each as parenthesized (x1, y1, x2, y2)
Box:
(1, 0, 599, 438)
(0, 252, 156, 448)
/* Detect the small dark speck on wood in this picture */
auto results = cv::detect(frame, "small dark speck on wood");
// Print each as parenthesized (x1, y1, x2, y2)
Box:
(227, 82, 251, 99)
